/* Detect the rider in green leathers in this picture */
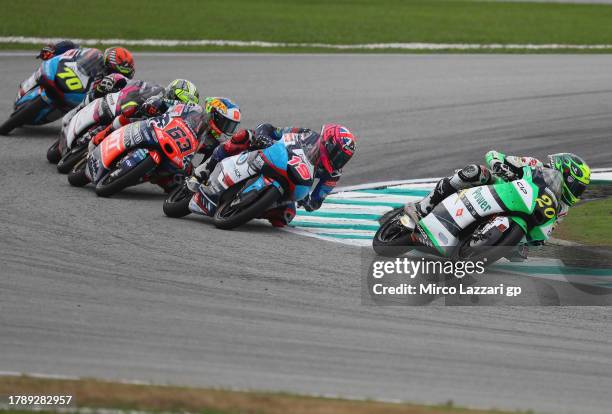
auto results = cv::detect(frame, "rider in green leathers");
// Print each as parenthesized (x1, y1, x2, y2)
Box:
(408, 151, 591, 255)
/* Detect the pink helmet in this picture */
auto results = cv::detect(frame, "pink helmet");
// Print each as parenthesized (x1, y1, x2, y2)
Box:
(319, 124, 356, 174)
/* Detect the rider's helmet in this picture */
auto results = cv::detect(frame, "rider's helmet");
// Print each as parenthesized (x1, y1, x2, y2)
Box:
(164, 79, 199, 104)
(318, 124, 356, 175)
(203, 97, 241, 138)
(103, 47, 135, 79)
(547, 153, 591, 206)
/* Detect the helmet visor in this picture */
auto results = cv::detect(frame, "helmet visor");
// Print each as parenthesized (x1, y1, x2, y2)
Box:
(212, 111, 239, 135)
(325, 140, 352, 172)
(564, 177, 588, 204)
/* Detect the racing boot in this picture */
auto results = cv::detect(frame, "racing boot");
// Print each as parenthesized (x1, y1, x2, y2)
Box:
(259, 203, 296, 227)
(416, 164, 491, 215)
(414, 177, 455, 216)
(193, 159, 216, 184)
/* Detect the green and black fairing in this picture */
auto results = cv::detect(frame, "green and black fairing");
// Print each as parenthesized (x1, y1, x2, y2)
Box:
(418, 166, 560, 257)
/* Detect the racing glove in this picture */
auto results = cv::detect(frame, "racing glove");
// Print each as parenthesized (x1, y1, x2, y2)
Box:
(141, 96, 165, 117)
(298, 196, 321, 212)
(95, 74, 128, 96)
(491, 161, 516, 181)
(250, 133, 275, 150)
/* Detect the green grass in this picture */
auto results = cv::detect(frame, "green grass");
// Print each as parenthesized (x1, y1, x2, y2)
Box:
(556, 197, 612, 246)
(2, 0, 612, 52)
(0, 375, 537, 414)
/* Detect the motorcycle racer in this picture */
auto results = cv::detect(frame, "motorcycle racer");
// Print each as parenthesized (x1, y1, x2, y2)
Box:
(38, 41, 135, 97)
(192, 123, 357, 227)
(90, 79, 201, 145)
(92, 91, 241, 163)
(136, 101, 209, 193)
(52, 44, 136, 131)
(60, 78, 165, 151)
(407, 151, 591, 248)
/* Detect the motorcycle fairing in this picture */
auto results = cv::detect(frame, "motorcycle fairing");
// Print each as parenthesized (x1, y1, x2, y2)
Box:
(154, 117, 199, 170)
(419, 184, 509, 255)
(39, 54, 87, 110)
(88, 121, 154, 182)
(418, 168, 543, 254)
(63, 97, 104, 150)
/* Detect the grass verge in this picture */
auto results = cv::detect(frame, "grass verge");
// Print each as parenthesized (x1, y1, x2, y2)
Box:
(2, 0, 612, 52)
(0, 375, 535, 414)
(3, 43, 612, 54)
(556, 197, 612, 246)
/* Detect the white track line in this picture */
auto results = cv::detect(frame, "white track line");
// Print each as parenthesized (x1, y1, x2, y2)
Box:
(2, 36, 612, 50)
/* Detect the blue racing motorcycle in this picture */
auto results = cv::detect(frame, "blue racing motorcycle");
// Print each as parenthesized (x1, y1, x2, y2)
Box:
(0, 48, 102, 138)
(163, 138, 314, 229)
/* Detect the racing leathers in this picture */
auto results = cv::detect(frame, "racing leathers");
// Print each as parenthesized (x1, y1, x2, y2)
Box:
(90, 93, 182, 146)
(414, 150, 568, 249)
(63, 79, 163, 148)
(193, 123, 341, 226)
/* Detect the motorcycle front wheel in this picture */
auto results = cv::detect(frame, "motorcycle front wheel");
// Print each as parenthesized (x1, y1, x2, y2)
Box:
(163, 182, 193, 218)
(67, 157, 90, 187)
(57, 143, 88, 174)
(213, 186, 281, 230)
(372, 210, 416, 257)
(0, 96, 46, 135)
(47, 139, 61, 163)
(95, 155, 156, 197)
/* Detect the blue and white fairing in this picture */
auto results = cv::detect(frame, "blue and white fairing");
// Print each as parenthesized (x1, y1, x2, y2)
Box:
(13, 49, 100, 126)
(190, 138, 315, 216)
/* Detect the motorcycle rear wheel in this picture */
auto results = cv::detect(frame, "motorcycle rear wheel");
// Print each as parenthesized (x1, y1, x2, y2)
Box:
(452, 220, 525, 265)
(163, 182, 193, 218)
(0, 96, 46, 135)
(213, 186, 281, 230)
(372, 209, 415, 257)
(95, 155, 156, 197)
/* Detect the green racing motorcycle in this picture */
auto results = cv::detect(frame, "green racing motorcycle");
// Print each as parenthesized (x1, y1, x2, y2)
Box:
(373, 166, 560, 263)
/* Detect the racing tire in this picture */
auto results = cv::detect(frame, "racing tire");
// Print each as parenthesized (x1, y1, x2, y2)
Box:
(47, 139, 61, 163)
(67, 158, 90, 187)
(0, 96, 46, 136)
(57, 144, 87, 174)
(372, 209, 416, 257)
(163, 182, 193, 218)
(95, 155, 156, 198)
(213, 186, 281, 230)
(452, 220, 525, 265)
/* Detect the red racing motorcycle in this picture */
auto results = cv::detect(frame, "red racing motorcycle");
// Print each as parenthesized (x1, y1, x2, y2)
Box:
(68, 103, 202, 197)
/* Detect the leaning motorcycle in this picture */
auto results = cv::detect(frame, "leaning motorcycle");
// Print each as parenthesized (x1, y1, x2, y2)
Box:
(163, 139, 313, 229)
(373, 166, 558, 264)
(68, 110, 199, 197)
(51, 81, 163, 173)
(1, 49, 97, 136)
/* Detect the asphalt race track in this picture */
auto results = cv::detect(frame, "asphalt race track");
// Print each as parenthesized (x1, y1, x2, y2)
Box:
(1, 53, 612, 414)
